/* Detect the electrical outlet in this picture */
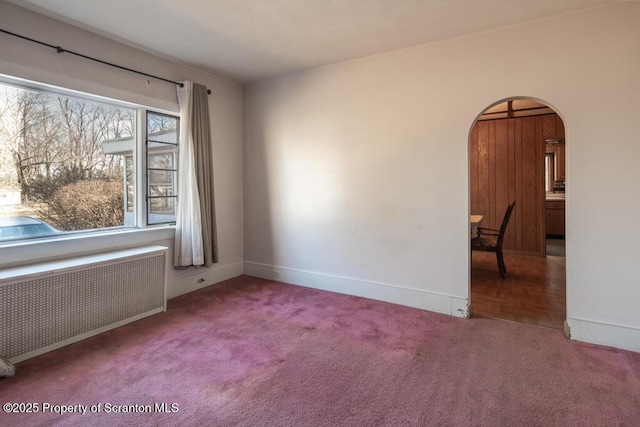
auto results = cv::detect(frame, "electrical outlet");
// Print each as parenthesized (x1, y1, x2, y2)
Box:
(273, 271, 280, 278)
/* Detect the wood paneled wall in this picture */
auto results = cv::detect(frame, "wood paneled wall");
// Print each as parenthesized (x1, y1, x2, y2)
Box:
(470, 114, 564, 255)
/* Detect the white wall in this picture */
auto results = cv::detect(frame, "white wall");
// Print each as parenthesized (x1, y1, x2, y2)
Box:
(243, 3, 640, 351)
(0, 1, 244, 298)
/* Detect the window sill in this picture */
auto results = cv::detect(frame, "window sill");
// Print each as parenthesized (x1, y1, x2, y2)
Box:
(0, 226, 175, 270)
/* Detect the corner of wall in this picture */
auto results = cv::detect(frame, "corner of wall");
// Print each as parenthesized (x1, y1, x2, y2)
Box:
(243, 261, 469, 318)
(168, 262, 244, 299)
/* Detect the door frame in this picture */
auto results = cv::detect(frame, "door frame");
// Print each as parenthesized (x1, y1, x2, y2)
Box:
(467, 96, 568, 329)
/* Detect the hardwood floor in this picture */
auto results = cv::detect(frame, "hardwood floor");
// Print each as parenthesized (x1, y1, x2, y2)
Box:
(471, 251, 566, 330)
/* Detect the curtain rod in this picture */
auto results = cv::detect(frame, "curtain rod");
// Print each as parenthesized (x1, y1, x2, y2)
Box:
(0, 28, 211, 95)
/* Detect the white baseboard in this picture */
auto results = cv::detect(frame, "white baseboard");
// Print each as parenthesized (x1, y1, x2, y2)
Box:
(243, 261, 469, 318)
(168, 261, 244, 299)
(568, 317, 640, 352)
(175, 261, 640, 353)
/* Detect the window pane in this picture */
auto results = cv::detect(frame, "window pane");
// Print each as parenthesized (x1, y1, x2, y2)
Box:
(149, 152, 175, 169)
(147, 113, 178, 144)
(149, 196, 176, 214)
(148, 196, 176, 224)
(0, 82, 135, 241)
(150, 170, 176, 186)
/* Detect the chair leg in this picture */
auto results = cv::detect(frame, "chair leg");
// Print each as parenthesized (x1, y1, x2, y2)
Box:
(496, 250, 506, 279)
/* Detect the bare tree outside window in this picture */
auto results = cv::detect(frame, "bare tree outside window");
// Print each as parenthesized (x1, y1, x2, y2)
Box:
(0, 83, 134, 239)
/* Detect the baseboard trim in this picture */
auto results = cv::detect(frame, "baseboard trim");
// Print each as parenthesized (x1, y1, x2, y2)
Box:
(169, 261, 244, 299)
(243, 261, 469, 318)
(568, 317, 640, 352)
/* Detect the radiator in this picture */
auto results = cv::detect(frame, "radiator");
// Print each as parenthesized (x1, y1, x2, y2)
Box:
(0, 246, 167, 363)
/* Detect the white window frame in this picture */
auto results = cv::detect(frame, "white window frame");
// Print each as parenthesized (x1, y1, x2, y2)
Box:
(0, 74, 179, 246)
(145, 111, 179, 226)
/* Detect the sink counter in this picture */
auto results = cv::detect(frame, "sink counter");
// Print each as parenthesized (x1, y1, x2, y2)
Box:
(546, 193, 565, 201)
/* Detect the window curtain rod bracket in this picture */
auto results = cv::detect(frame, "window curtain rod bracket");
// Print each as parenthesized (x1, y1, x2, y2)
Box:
(0, 28, 211, 94)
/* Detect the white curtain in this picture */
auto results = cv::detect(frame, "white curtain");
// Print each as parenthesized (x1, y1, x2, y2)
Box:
(174, 81, 204, 267)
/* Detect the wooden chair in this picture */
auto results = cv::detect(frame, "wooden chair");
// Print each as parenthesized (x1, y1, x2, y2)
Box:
(471, 201, 516, 279)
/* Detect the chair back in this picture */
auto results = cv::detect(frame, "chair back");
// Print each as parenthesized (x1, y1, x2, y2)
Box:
(496, 201, 516, 248)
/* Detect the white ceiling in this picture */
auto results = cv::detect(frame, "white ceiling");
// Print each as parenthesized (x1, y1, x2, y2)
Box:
(10, 0, 617, 83)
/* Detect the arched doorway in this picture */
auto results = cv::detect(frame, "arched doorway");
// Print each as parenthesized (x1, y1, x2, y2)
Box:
(468, 97, 567, 330)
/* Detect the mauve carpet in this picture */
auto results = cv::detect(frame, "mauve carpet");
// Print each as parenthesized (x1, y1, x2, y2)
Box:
(1, 275, 639, 426)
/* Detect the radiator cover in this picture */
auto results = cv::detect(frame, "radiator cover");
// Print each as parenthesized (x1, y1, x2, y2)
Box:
(0, 246, 167, 363)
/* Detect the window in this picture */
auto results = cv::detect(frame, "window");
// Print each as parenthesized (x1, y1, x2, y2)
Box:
(0, 78, 179, 243)
(545, 153, 555, 192)
(146, 112, 179, 225)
